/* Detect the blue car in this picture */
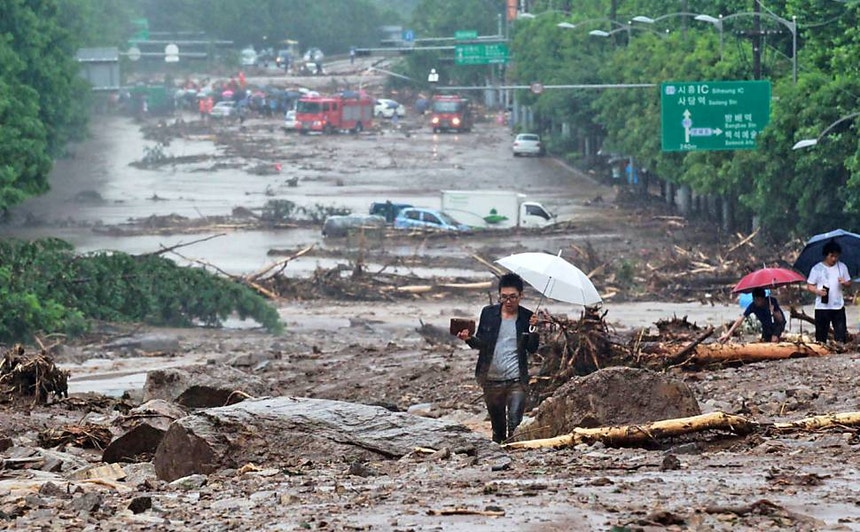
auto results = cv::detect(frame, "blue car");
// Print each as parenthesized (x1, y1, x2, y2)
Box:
(394, 208, 470, 232)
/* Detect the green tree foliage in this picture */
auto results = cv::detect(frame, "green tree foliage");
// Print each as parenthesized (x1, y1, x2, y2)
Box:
(0, 0, 95, 213)
(0, 238, 283, 344)
(510, 0, 860, 241)
(135, 0, 390, 53)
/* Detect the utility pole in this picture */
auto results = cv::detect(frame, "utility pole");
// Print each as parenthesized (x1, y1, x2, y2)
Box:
(752, 0, 762, 80)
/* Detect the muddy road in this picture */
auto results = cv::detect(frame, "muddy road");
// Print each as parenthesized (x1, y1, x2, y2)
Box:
(2, 66, 860, 531)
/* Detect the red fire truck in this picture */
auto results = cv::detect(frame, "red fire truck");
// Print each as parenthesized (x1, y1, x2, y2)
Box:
(295, 91, 374, 134)
(430, 94, 473, 133)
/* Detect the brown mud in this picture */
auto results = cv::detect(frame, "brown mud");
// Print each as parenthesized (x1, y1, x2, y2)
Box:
(2, 62, 859, 531)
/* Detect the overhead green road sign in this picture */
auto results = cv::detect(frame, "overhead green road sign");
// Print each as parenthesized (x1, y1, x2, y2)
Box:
(661, 80, 771, 152)
(130, 18, 149, 41)
(455, 30, 478, 40)
(455, 43, 509, 65)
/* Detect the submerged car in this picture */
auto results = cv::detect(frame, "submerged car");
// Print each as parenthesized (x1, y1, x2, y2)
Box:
(393, 208, 469, 232)
(322, 214, 387, 238)
(283, 109, 297, 131)
(369, 201, 412, 223)
(512, 133, 545, 157)
(374, 99, 406, 119)
(210, 101, 236, 118)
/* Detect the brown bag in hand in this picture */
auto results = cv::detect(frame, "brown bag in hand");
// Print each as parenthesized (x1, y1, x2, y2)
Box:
(449, 318, 475, 336)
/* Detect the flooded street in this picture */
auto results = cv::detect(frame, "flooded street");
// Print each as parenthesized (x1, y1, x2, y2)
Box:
(4, 87, 860, 531)
(2, 113, 607, 276)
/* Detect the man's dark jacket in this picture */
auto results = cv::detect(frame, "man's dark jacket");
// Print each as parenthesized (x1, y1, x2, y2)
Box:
(466, 304, 539, 386)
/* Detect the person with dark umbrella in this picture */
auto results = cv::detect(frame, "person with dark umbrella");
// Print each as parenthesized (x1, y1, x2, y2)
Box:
(806, 241, 852, 343)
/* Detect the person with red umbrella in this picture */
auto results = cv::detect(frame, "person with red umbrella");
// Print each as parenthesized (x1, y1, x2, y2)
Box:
(719, 287, 786, 343)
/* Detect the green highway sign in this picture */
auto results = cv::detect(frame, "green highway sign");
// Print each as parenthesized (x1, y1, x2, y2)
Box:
(455, 30, 478, 40)
(455, 43, 509, 65)
(661, 80, 771, 152)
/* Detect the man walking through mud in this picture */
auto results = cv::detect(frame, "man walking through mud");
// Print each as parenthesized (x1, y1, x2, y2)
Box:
(458, 273, 539, 443)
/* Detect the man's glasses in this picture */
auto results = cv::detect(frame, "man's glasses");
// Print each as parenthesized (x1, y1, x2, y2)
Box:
(499, 293, 521, 302)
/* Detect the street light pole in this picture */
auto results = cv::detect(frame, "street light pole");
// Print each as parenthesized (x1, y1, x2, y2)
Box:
(792, 112, 860, 150)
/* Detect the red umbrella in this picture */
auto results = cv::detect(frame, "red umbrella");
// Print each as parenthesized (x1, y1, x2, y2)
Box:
(731, 267, 806, 294)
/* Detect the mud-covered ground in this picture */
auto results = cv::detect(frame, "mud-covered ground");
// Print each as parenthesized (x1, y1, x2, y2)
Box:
(2, 62, 860, 531)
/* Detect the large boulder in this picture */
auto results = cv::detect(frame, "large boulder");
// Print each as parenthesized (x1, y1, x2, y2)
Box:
(102, 400, 187, 463)
(142, 365, 269, 408)
(517, 367, 700, 441)
(153, 396, 508, 482)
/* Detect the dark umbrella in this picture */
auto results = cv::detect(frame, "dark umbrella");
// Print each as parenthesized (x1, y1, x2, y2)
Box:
(731, 267, 806, 294)
(793, 228, 860, 278)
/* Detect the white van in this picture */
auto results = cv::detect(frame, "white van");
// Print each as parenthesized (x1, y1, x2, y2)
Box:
(240, 47, 258, 67)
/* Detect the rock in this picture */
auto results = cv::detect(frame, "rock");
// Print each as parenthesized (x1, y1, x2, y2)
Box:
(517, 367, 701, 440)
(0, 437, 12, 452)
(661, 454, 682, 471)
(407, 403, 433, 416)
(103, 400, 186, 463)
(153, 396, 508, 482)
(68, 492, 102, 513)
(121, 463, 157, 488)
(103, 333, 180, 353)
(142, 364, 270, 408)
(128, 495, 152, 514)
(68, 463, 126, 482)
(168, 474, 208, 490)
(38, 481, 71, 499)
(227, 352, 273, 368)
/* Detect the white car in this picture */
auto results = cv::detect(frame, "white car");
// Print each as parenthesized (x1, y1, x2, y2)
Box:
(512, 133, 545, 157)
(374, 99, 406, 119)
(210, 101, 236, 119)
(283, 109, 297, 131)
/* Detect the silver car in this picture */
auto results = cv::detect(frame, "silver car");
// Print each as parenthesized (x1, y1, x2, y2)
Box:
(512, 133, 545, 157)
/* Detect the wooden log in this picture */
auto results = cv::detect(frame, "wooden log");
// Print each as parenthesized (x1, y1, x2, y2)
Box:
(505, 411, 756, 450)
(437, 281, 493, 290)
(506, 410, 860, 451)
(691, 342, 829, 364)
(666, 326, 714, 365)
(771, 412, 860, 432)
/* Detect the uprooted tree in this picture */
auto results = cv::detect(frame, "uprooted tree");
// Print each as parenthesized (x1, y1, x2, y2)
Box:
(0, 238, 282, 344)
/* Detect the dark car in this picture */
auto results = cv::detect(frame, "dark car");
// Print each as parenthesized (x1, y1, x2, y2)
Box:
(369, 201, 413, 223)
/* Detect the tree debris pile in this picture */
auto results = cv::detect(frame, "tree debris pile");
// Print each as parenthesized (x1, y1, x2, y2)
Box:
(260, 264, 487, 302)
(0, 345, 69, 403)
(529, 308, 628, 405)
(557, 222, 809, 305)
(37, 423, 113, 450)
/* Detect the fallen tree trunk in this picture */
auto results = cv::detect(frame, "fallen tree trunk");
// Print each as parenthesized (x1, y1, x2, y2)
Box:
(506, 410, 860, 450)
(771, 412, 860, 432)
(665, 326, 714, 365)
(690, 342, 829, 364)
(505, 412, 755, 450)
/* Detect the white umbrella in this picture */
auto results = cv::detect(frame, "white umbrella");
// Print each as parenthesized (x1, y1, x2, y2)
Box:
(495, 251, 602, 307)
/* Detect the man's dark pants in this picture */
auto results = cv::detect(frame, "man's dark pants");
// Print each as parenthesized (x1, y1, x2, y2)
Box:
(483, 380, 526, 444)
(814, 308, 847, 342)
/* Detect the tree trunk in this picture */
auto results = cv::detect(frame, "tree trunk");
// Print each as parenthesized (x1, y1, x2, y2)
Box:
(506, 412, 755, 449)
(691, 342, 829, 364)
(506, 410, 860, 450)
